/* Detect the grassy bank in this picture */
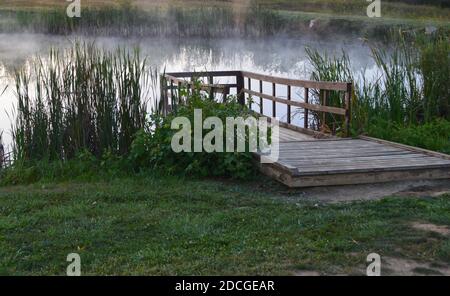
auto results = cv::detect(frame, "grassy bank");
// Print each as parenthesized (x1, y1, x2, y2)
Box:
(0, 1, 448, 38)
(2, 0, 449, 21)
(258, 0, 449, 20)
(0, 176, 449, 275)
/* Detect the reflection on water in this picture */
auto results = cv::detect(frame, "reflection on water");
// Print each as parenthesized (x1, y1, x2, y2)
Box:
(0, 33, 377, 149)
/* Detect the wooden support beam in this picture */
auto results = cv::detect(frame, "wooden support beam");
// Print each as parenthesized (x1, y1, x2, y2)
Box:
(241, 71, 349, 91)
(236, 73, 245, 105)
(345, 83, 352, 137)
(208, 76, 214, 100)
(260, 80, 263, 115)
(243, 89, 347, 116)
(272, 83, 276, 117)
(304, 88, 309, 129)
(287, 85, 291, 124)
(322, 90, 328, 130)
(248, 77, 252, 109)
(170, 81, 175, 113)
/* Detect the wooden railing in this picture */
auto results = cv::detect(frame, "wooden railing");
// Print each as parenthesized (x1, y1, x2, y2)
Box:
(161, 71, 352, 137)
(161, 71, 241, 114)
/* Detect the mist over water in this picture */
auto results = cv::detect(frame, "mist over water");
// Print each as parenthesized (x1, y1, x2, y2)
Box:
(0, 33, 378, 149)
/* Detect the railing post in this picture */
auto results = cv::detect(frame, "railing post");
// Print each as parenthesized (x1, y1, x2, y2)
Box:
(287, 85, 291, 124)
(304, 88, 309, 129)
(177, 82, 182, 104)
(345, 83, 352, 137)
(272, 83, 276, 117)
(236, 72, 245, 106)
(259, 80, 263, 115)
(248, 77, 252, 109)
(222, 87, 230, 103)
(170, 80, 175, 114)
(322, 90, 328, 131)
(208, 75, 214, 100)
(160, 75, 169, 116)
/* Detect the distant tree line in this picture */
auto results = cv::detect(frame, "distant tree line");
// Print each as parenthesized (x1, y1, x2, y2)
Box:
(385, 0, 449, 8)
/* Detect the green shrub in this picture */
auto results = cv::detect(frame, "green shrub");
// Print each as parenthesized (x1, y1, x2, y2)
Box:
(129, 92, 259, 180)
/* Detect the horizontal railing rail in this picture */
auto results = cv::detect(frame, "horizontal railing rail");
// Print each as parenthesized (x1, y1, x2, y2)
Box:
(161, 70, 352, 137)
(243, 89, 347, 116)
(241, 71, 350, 91)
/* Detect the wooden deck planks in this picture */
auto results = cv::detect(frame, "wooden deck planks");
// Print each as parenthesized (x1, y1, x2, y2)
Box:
(279, 126, 315, 142)
(259, 129, 450, 187)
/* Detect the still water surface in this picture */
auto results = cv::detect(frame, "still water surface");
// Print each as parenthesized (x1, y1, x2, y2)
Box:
(0, 33, 377, 148)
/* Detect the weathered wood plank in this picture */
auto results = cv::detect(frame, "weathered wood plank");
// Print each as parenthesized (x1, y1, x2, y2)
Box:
(289, 155, 446, 166)
(278, 142, 389, 150)
(260, 161, 450, 187)
(244, 88, 347, 116)
(166, 75, 237, 90)
(278, 147, 408, 155)
(360, 135, 450, 160)
(277, 143, 408, 151)
(288, 153, 448, 163)
(167, 71, 242, 78)
(241, 71, 349, 91)
(265, 118, 336, 139)
(291, 168, 450, 187)
(278, 151, 415, 160)
(294, 162, 450, 175)
(279, 127, 315, 141)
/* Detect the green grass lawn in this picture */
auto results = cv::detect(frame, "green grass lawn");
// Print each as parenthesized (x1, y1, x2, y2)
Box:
(0, 176, 449, 275)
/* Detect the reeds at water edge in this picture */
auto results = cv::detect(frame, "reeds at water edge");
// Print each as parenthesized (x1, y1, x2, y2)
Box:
(12, 42, 154, 162)
(306, 30, 449, 136)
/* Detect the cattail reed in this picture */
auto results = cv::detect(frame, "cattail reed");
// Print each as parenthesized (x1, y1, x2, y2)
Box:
(12, 42, 151, 162)
(306, 30, 449, 135)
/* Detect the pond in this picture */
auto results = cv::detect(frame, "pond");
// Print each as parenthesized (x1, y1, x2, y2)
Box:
(0, 33, 378, 149)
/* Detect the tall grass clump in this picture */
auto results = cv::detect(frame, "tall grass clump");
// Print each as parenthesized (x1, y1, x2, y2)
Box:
(306, 30, 450, 152)
(305, 47, 353, 134)
(370, 35, 421, 125)
(12, 42, 151, 163)
(368, 31, 449, 125)
(417, 33, 449, 121)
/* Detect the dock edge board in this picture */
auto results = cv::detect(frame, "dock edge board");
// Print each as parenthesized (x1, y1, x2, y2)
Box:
(258, 161, 450, 188)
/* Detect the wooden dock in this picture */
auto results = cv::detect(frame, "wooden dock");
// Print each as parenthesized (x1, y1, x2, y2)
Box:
(161, 70, 450, 187)
(258, 127, 450, 187)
